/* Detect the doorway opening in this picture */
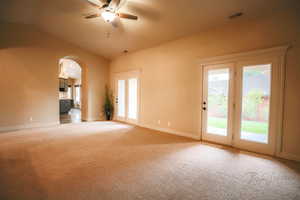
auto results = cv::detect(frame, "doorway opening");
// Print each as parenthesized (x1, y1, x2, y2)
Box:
(59, 58, 82, 124)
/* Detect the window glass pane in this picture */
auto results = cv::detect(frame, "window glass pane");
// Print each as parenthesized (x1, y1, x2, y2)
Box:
(207, 68, 229, 136)
(128, 78, 138, 119)
(240, 64, 271, 143)
(117, 80, 126, 117)
(75, 86, 81, 106)
(67, 86, 72, 99)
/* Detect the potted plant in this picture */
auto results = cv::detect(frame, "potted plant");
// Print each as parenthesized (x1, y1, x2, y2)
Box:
(103, 85, 114, 120)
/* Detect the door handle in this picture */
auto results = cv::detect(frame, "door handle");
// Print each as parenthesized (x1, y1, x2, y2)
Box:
(203, 101, 207, 110)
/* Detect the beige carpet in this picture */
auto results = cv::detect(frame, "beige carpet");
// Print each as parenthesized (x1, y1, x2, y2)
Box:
(0, 121, 299, 200)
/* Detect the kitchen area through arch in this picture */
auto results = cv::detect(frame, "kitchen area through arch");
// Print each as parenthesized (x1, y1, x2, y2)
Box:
(59, 58, 82, 124)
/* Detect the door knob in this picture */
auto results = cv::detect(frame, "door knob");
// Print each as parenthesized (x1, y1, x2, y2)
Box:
(202, 107, 206, 110)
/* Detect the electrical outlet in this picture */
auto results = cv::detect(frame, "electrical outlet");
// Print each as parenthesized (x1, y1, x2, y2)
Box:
(167, 121, 171, 127)
(157, 120, 161, 125)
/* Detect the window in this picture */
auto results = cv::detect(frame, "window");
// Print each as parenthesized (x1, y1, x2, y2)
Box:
(67, 86, 72, 99)
(75, 86, 81, 105)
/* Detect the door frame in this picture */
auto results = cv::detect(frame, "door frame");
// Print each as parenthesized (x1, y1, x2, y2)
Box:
(198, 45, 289, 156)
(113, 70, 141, 125)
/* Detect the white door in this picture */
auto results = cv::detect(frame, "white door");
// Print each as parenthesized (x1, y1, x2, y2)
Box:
(114, 71, 140, 124)
(233, 58, 279, 155)
(202, 59, 280, 155)
(202, 63, 234, 145)
(115, 79, 126, 122)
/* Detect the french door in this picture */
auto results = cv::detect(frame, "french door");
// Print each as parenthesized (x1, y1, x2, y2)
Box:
(202, 58, 280, 155)
(202, 63, 234, 145)
(114, 71, 140, 124)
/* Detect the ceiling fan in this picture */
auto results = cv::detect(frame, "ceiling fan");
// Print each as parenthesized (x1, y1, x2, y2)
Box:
(84, 0, 138, 24)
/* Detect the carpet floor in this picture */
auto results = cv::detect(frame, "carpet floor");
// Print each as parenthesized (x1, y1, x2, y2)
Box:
(0, 121, 299, 200)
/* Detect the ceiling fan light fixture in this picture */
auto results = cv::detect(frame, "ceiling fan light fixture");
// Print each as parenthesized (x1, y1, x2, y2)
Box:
(101, 11, 116, 22)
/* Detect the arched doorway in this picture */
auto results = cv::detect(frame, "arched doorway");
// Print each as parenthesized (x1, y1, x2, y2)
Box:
(58, 58, 82, 124)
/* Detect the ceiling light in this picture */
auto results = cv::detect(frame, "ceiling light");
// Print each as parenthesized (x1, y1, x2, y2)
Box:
(101, 11, 116, 22)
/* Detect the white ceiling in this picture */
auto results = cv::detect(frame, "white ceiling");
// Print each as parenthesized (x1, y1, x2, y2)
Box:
(0, 0, 298, 59)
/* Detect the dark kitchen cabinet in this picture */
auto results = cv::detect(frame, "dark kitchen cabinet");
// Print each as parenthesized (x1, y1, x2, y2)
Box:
(59, 99, 74, 114)
(59, 78, 68, 92)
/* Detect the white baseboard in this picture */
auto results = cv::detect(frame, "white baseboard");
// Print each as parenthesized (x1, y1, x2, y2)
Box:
(138, 124, 300, 162)
(0, 121, 60, 133)
(276, 152, 300, 162)
(2, 120, 298, 162)
(82, 118, 103, 122)
(139, 123, 201, 140)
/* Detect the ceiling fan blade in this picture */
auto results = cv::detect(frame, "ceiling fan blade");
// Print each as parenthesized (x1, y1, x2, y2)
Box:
(85, 0, 101, 8)
(84, 13, 101, 19)
(116, 0, 127, 10)
(117, 13, 138, 20)
(98, 0, 107, 3)
(109, 0, 121, 11)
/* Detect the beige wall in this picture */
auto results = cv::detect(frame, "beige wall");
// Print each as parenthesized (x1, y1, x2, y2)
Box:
(110, 10, 300, 158)
(0, 22, 109, 130)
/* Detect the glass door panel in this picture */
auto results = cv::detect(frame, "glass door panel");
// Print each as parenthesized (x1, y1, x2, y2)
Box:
(202, 64, 234, 145)
(234, 60, 278, 155)
(128, 78, 138, 120)
(207, 68, 230, 136)
(117, 79, 126, 118)
(240, 64, 271, 144)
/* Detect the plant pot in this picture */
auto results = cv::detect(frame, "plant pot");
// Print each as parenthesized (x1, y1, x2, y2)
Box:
(105, 111, 112, 120)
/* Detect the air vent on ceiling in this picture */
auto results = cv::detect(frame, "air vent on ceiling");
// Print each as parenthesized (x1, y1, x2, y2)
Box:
(229, 12, 243, 19)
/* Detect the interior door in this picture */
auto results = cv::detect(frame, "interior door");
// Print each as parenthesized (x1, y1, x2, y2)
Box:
(114, 71, 140, 124)
(202, 63, 234, 145)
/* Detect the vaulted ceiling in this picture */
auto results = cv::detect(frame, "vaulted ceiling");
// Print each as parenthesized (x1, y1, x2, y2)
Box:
(0, 0, 298, 59)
